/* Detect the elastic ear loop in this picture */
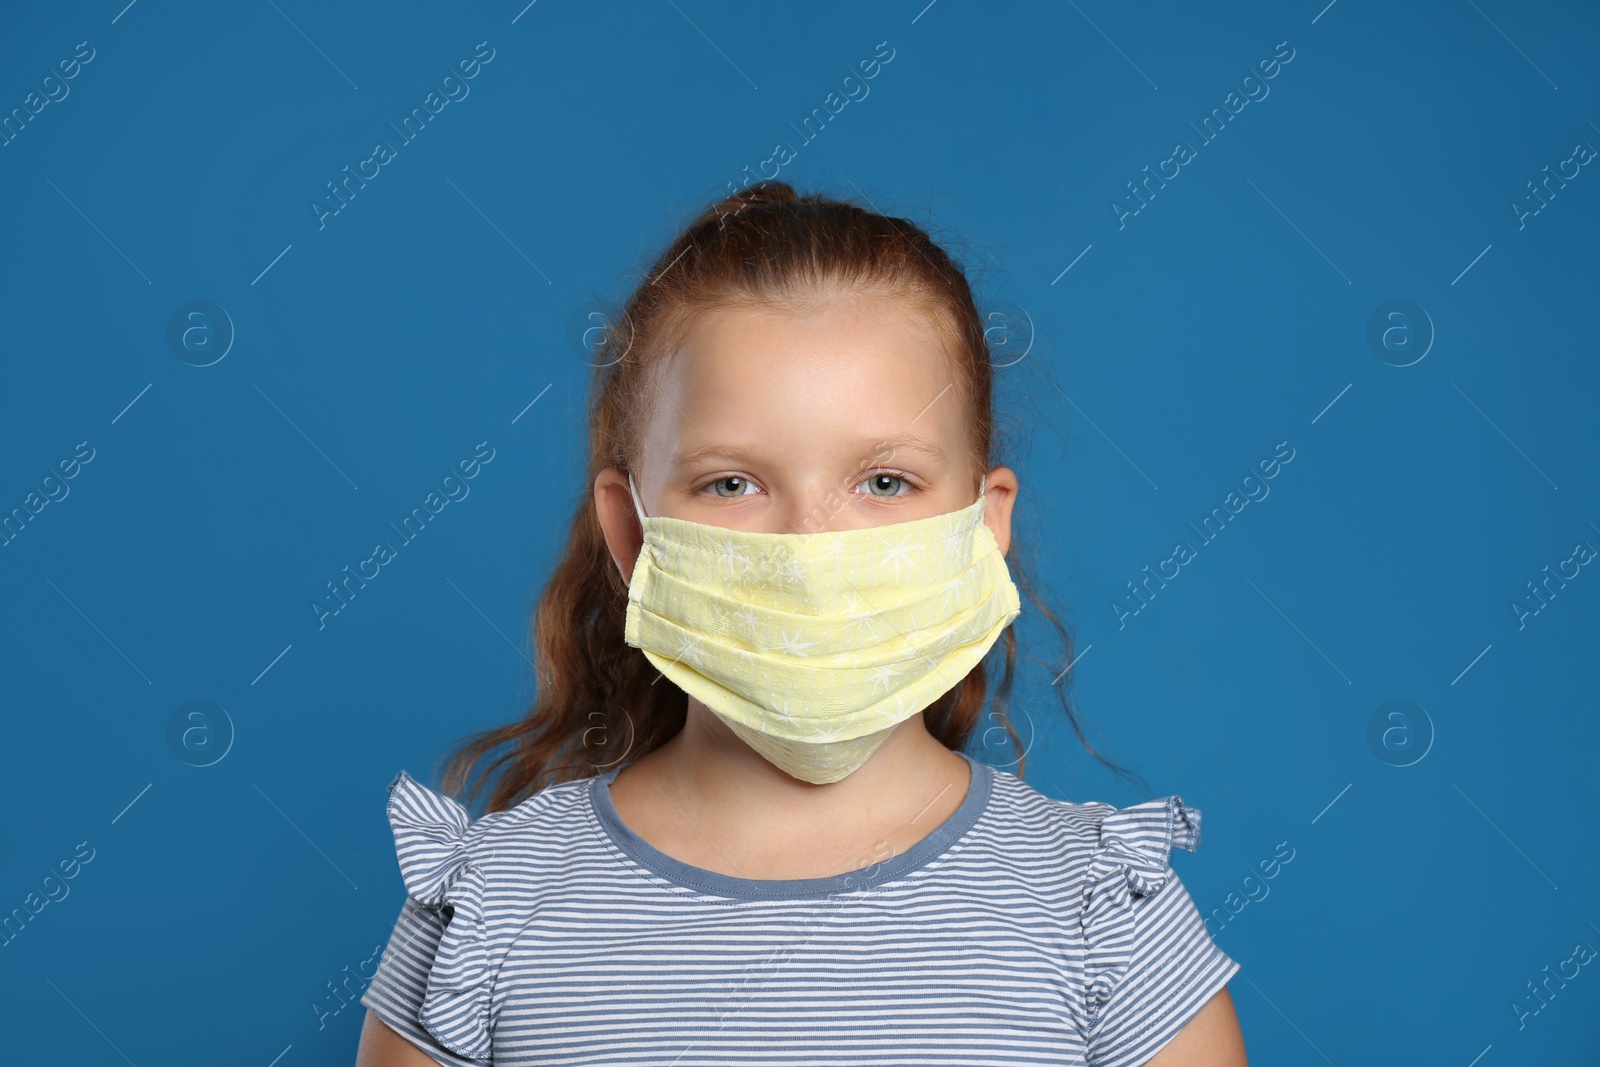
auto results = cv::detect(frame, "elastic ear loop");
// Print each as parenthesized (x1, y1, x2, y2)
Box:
(627, 470, 647, 524)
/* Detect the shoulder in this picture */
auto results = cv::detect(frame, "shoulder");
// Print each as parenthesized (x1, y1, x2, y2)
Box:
(979, 764, 1204, 885)
(383, 768, 594, 872)
(374, 769, 599, 1060)
(981, 767, 1223, 1024)
(383, 770, 594, 898)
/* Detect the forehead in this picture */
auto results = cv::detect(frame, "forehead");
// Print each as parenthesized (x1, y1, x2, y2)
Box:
(642, 296, 967, 467)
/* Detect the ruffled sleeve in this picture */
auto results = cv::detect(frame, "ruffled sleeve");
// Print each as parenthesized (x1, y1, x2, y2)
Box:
(382, 769, 495, 1060)
(1079, 795, 1202, 1024)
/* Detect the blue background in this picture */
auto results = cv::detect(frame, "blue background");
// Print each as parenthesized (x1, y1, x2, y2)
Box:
(2, 0, 1597, 1063)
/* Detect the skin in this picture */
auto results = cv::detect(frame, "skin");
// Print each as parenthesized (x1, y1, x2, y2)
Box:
(355, 291, 1246, 1065)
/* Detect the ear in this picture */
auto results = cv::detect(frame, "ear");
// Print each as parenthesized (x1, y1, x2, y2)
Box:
(594, 467, 645, 585)
(981, 466, 1018, 558)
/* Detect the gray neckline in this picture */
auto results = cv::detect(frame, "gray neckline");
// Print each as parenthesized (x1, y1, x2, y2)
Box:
(589, 749, 993, 900)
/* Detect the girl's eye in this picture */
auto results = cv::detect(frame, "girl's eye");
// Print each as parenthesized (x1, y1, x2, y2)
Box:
(858, 471, 912, 498)
(700, 472, 914, 499)
(706, 475, 758, 498)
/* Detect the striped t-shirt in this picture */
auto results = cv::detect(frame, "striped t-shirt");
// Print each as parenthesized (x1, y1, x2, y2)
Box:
(361, 749, 1241, 1066)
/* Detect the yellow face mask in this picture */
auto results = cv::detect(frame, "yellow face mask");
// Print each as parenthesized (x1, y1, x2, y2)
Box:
(623, 470, 1022, 784)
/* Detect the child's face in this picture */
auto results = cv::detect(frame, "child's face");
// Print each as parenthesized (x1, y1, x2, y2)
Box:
(596, 293, 1016, 583)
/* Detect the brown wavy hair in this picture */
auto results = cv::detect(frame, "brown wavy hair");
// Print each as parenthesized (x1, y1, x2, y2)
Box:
(438, 180, 1147, 813)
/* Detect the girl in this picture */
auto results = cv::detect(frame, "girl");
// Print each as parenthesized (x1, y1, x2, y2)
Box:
(355, 182, 1246, 1066)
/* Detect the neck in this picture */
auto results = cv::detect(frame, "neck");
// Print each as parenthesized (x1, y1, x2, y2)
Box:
(638, 699, 968, 823)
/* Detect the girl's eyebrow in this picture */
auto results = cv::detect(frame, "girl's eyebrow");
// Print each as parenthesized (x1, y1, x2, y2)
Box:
(865, 432, 948, 464)
(671, 442, 756, 468)
(672, 433, 947, 468)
